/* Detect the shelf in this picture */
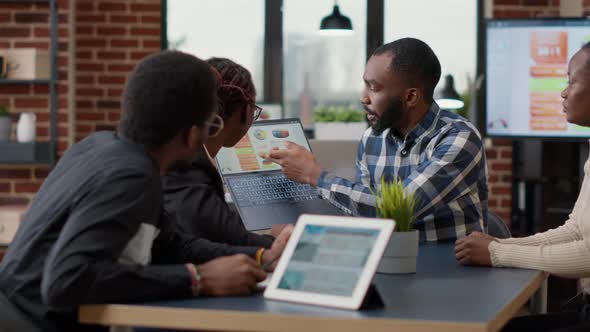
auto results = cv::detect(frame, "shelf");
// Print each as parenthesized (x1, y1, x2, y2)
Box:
(0, 79, 51, 85)
(0, 142, 52, 164)
(0, 0, 58, 165)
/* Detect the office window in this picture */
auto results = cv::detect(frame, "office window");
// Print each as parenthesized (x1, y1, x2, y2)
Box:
(385, 0, 476, 95)
(283, 0, 367, 128)
(167, 0, 265, 100)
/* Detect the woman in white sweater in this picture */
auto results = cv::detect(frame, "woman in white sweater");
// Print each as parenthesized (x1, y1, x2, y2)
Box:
(455, 42, 590, 332)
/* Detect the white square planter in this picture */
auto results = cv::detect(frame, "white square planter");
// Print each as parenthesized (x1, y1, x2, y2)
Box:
(314, 122, 368, 140)
(377, 230, 419, 274)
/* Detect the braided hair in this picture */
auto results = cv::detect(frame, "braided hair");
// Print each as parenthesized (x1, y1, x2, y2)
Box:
(207, 57, 256, 123)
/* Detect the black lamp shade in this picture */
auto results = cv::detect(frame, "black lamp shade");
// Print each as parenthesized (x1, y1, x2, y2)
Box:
(439, 75, 461, 100)
(320, 5, 353, 31)
(435, 75, 464, 110)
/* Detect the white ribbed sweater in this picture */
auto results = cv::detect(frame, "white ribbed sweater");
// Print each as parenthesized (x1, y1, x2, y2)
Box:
(488, 154, 590, 293)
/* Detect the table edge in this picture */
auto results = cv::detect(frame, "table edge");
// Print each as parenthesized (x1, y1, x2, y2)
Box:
(485, 271, 548, 332)
(79, 303, 486, 332)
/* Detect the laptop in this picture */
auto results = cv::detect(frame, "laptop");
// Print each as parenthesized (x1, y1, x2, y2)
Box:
(264, 214, 394, 310)
(216, 118, 345, 230)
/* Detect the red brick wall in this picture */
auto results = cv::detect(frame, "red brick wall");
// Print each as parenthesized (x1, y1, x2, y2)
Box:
(0, 0, 69, 205)
(494, 0, 560, 18)
(75, 0, 161, 141)
(0, 0, 160, 205)
(486, 140, 513, 223)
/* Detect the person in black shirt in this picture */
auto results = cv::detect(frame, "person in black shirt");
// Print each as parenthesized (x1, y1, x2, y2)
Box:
(164, 58, 286, 249)
(0, 51, 291, 332)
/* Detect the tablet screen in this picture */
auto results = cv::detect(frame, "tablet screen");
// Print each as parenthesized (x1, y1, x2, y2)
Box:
(277, 225, 380, 297)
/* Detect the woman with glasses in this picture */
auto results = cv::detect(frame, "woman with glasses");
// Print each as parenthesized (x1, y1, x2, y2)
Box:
(162, 57, 275, 249)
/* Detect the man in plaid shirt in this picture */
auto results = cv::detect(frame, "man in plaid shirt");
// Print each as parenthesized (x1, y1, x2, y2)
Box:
(266, 38, 488, 242)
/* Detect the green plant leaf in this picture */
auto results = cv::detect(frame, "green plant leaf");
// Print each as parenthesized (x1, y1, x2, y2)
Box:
(375, 177, 418, 232)
(313, 104, 364, 123)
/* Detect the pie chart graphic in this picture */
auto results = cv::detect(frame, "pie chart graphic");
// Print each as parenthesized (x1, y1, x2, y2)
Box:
(253, 129, 267, 140)
(272, 128, 289, 138)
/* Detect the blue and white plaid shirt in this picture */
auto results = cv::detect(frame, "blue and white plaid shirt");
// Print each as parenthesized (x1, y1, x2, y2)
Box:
(317, 103, 488, 242)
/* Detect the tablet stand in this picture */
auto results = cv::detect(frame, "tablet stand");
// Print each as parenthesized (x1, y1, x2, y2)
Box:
(361, 284, 384, 309)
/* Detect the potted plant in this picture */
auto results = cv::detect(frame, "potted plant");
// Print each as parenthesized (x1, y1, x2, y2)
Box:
(313, 105, 367, 140)
(0, 105, 11, 141)
(375, 177, 419, 274)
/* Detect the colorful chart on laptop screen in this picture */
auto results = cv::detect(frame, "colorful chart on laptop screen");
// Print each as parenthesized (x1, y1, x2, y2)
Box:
(272, 129, 290, 138)
(253, 129, 267, 140)
(216, 120, 310, 175)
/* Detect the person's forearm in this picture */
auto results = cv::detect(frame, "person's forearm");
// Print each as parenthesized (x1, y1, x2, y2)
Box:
(489, 240, 590, 278)
(153, 233, 258, 264)
(41, 263, 192, 306)
(497, 219, 581, 246)
(317, 171, 377, 216)
(153, 215, 258, 264)
(247, 233, 274, 248)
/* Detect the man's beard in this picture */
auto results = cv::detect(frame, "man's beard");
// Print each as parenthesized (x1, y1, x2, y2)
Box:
(372, 96, 403, 135)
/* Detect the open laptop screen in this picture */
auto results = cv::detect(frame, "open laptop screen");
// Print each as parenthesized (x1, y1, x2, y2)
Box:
(216, 119, 311, 175)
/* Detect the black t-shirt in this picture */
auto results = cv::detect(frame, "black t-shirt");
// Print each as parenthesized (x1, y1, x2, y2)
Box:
(0, 132, 256, 332)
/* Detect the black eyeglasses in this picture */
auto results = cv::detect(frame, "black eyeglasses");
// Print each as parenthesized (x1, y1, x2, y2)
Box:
(252, 104, 263, 121)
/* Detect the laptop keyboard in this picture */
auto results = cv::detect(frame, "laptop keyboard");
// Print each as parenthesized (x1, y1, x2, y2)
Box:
(229, 174, 318, 206)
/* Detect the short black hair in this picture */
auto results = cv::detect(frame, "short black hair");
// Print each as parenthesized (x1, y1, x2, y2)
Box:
(206, 57, 255, 122)
(373, 38, 441, 103)
(119, 50, 218, 148)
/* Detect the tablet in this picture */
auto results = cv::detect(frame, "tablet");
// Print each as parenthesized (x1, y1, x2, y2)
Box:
(263, 214, 395, 310)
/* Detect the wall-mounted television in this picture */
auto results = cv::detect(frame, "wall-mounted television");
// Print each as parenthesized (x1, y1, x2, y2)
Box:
(485, 18, 590, 139)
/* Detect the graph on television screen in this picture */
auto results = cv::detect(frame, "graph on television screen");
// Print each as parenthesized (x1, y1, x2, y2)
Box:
(486, 19, 590, 138)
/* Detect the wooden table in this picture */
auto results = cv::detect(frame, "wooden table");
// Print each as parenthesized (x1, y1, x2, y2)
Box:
(80, 243, 548, 332)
